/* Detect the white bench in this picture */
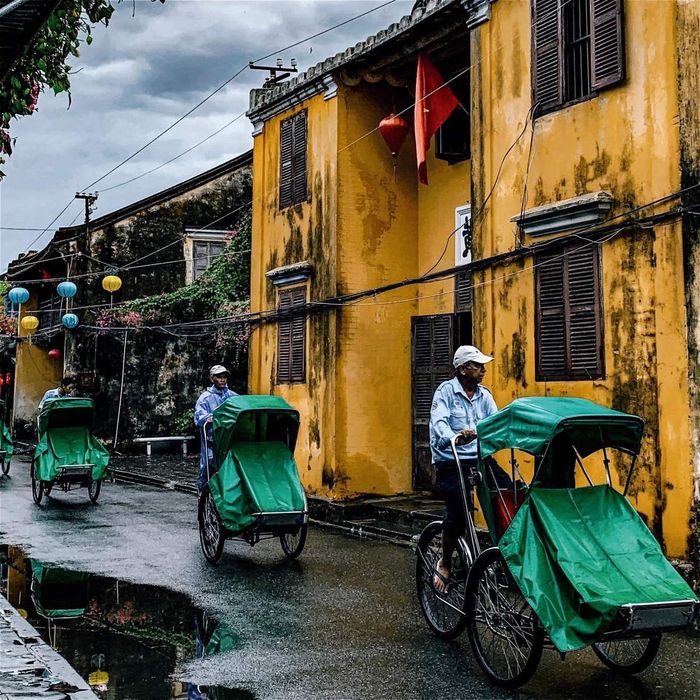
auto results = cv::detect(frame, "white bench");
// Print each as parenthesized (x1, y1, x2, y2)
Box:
(134, 436, 190, 457)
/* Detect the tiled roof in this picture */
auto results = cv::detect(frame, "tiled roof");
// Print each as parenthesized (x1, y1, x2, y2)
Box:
(0, 0, 61, 78)
(248, 0, 460, 118)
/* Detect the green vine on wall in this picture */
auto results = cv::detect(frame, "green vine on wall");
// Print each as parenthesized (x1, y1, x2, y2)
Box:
(95, 213, 252, 352)
(0, 0, 165, 177)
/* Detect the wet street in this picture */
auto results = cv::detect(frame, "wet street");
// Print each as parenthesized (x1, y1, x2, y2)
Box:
(1, 459, 699, 700)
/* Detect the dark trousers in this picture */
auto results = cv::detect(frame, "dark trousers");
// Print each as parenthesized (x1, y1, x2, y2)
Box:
(435, 458, 511, 537)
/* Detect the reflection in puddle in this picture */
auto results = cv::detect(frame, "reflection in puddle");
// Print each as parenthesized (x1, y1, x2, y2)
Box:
(0, 545, 254, 699)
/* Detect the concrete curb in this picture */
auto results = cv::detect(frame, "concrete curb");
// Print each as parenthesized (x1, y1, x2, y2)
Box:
(0, 594, 97, 698)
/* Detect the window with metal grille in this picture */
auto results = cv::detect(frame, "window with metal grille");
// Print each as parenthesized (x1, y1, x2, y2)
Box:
(279, 111, 307, 209)
(38, 295, 60, 328)
(436, 68, 470, 163)
(277, 286, 306, 384)
(532, 0, 625, 115)
(193, 240, 225, 281)
(535, 244, 604, 381)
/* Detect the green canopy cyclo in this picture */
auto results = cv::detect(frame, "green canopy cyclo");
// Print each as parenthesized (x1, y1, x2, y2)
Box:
(31, 397, 109, 505)
(198, 395, 308, 564)
(0, 398, 13, 476)
(415, 396, 698, 689)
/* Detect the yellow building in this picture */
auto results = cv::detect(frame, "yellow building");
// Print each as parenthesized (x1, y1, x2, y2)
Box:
(247, 0, 699, 558)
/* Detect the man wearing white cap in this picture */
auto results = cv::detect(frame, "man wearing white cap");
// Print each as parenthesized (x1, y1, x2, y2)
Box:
(194, 365, 237, 491)
(429, 345, 505, 592)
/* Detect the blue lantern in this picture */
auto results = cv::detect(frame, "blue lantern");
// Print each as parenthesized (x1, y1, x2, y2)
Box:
(62, 313, 79, 329)
(56, 281, 77, 298)
(8, 287, 30, 305)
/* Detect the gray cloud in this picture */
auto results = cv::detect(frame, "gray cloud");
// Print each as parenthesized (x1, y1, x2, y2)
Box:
(0, 0, 412, 267)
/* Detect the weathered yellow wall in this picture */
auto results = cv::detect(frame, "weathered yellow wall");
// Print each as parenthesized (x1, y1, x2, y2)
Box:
(249, 75, 471, 497)
(417, 150, 471, 317)
(249, 91, 338, 495)
(335, 82, 418, 495)
(14, 299, 62, 425)
(471, 0, 692, 555)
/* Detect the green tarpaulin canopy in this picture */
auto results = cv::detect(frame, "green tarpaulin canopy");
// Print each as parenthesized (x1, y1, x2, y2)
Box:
(0, 398, 12, 457)
(208, 395, 305, 532)
(33, 397, 109, 482)
(500, 486, 697, 652)
(477, 397, 644, 462)
(475, 397, 645, 537)
(30, 560, 89, 619)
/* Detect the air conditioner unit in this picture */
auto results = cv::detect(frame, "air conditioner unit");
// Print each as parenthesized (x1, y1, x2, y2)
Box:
(454, 205, 471, 267)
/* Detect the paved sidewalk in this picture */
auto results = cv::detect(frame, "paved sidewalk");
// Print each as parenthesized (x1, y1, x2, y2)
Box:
(0, 594, 96, 699)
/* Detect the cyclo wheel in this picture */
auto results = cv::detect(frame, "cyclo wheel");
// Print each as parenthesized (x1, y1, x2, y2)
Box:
(592, 634, 661, 674)
(1, 457, 9, 475)
(280, 523, 307, 559)
(466, 547, 544, 689)
(415, 521, 471, 640)
(88, 478, 101, 503)
(199, 489, 225, 564)
(31, 462, 44, 505)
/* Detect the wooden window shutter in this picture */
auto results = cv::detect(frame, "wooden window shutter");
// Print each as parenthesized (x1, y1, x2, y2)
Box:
(277, 289, 293, 383)
(290, 286, 306, 383)
(567, 245, 604, 377)
(279, 118, 294, 209)
(532, 0, 563, 112)
(277, 286, 306, 384)
(455, 270, 472, 312)
(590, 0, 625, 90)
(536, 252, 567, 378)
(292, 112, 307, 204)
(536, 245, 604, 380)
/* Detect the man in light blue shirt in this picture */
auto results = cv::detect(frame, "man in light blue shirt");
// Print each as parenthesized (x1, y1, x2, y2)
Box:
(194, 365, 237, 491)
(38, 376, 76, 410)
(429, 345, 504, 591)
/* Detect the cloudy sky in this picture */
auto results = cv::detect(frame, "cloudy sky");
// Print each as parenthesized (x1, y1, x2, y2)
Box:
(0, 0, 413, 268)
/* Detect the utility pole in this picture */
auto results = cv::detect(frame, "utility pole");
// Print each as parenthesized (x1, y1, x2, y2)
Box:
(74, 192, 98, 253)
(249, 58, 298, 86)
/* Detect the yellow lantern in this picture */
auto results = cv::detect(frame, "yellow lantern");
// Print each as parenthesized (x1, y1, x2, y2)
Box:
(20, 315, 39, 333)
(20, 314, 39, 344)
(102, 275, 122, 293)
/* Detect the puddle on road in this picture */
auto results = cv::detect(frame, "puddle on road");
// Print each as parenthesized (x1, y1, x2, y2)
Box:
(0, 544, 254, 699)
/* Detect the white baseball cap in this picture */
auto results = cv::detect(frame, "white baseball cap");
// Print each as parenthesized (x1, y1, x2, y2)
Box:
(209, 364, 229, 376)
(453, 345, 493, 369)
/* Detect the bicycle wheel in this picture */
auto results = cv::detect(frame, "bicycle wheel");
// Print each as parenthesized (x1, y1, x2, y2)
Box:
(466, 547, 544, 689)
(199, 489, 225, 564)
(31, 462, 44, 505)
(280, 523, 307, 558)
(88, 478, 101, 503)
(592, 635, 661, 674)
(415, 521, 471, 640)
(1, 457, 9, 475)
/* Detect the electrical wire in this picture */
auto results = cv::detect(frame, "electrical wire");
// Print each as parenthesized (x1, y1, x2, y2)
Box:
(14, 0, 574, 266)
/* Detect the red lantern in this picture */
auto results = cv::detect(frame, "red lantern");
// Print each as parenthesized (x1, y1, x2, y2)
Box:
(48, 349, 61, 361)
(5, 373, 11, 386)
(0, 376, 4, 387)
(379, 113, 409, 181)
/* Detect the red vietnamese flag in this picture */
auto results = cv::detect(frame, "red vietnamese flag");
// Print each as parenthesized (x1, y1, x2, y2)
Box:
(414, 52, 459, 185)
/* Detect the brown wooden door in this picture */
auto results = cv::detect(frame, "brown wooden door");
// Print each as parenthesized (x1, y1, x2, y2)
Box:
(411, 313, 473, 490)
(412, 315, 453, 490)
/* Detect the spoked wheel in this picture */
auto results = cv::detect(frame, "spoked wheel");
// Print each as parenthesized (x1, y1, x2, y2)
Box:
(592, 634, 661, 674)
(1, 457, 9, 476)
(280, 523, 308, 559)
(88, 478, 101, 503)
(199, 489, 225, 564)
(31, 462, 44, 505)
(466, 547, 544, 689)
(415, 521, 471, 640)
